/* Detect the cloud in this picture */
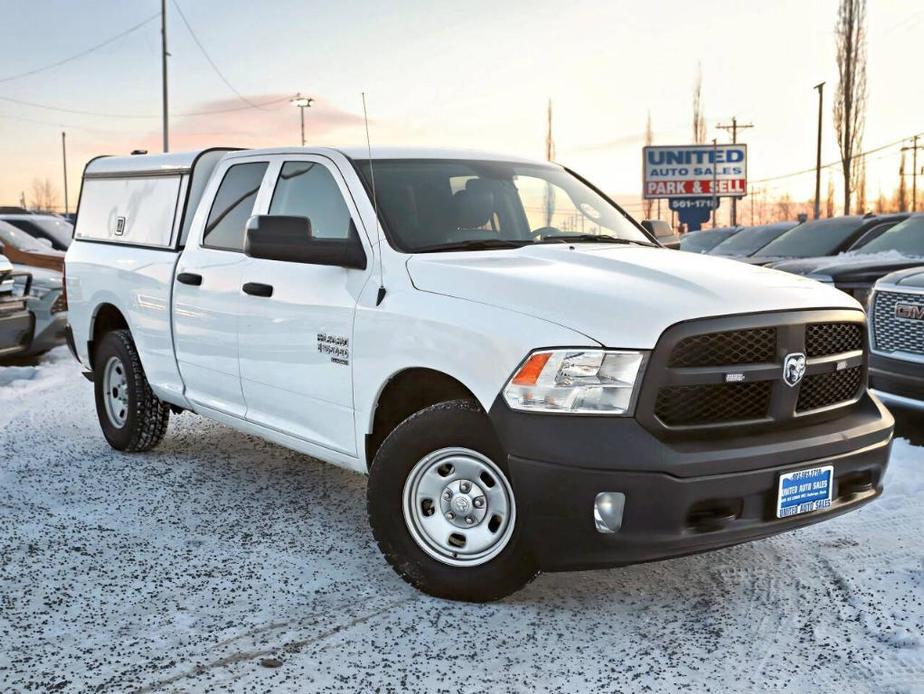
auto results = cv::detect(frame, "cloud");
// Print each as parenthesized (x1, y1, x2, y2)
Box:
(81, 92, 368, 155)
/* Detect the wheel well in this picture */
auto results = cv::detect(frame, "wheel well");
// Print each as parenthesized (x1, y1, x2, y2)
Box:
(366, 368, 477, 468)
(89, 303, 128, 369)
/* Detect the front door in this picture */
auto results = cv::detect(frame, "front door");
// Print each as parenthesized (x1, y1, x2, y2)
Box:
(173, 159, 270, 417)
(238, 156, 371, 455)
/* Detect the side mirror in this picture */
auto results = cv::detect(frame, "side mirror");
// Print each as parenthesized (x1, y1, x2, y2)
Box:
(244, 215, 367, 269)
(641, 219, 673, 238)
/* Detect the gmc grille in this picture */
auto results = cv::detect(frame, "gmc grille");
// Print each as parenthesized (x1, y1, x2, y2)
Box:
(872, 290, 924, 356)
(639, 311, 867, 435)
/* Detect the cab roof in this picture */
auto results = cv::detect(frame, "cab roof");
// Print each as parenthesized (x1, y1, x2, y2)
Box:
(83, 146, 554, 178)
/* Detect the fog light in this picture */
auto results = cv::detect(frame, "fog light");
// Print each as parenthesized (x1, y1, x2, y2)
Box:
(594, 492, 626, 534)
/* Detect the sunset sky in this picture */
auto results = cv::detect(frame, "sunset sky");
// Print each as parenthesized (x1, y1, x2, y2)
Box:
(1, 0, 921, 218)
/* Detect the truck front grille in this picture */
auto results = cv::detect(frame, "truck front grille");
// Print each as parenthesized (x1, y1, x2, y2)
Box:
(655, 381, 772, 426)
(872, 290, 924, 356)
(668, 328, 775, 367)
(639, 311, 867, 435)
(796, 367, 863, 412)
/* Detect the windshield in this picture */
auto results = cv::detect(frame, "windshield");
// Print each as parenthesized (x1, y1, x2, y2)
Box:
(0, 222, 48, 252)
(680, 228, 738, 253)
(354, 159, 651, 252)
(3, 217, 72, 250)
(855, 215, 924, 256)
(710, 222, 798, 256)
(755, 216, 865, 258)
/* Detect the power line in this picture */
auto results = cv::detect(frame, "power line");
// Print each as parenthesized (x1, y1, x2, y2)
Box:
(0, 12, 160, 83)
(751, 130, 924, 184)
(0, 93, 294, 119)
(169, 0, 267, 111)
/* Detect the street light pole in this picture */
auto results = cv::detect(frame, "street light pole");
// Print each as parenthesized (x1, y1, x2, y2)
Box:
(290, 93, 314, 146)
(711, 138, 718, 228)
(813, 82, 825, 219)
(161, 0, 169, 153)
(61, 131, 69, 215)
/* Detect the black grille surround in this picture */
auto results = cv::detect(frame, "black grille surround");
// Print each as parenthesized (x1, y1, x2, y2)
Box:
(637, 309, 868, 437)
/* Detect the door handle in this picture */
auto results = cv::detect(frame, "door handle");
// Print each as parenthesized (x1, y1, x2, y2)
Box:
(176, 272, 203, 286)
(243, 282, 273, 298)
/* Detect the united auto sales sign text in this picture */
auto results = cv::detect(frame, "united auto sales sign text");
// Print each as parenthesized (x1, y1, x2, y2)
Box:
(643, 144, 747, 199)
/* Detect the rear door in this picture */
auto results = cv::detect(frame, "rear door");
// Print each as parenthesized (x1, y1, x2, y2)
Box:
(238, 155, 371, 455)
(173, 157, 270, 417)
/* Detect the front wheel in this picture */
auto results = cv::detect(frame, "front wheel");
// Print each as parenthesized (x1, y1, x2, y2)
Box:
(367, 400, 537, 601)
(93, 329, 170, 452)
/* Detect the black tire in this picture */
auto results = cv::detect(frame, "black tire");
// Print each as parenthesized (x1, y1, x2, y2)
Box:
(93, 329, 170, 452)
(367, 399, 538, 602)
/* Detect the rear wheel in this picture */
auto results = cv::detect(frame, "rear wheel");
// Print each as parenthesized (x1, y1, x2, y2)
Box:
(367, 399, 537, 601)
(93, 329, 169, 452)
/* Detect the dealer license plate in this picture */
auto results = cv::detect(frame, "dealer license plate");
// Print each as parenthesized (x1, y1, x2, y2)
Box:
(776, 465, 834, 519)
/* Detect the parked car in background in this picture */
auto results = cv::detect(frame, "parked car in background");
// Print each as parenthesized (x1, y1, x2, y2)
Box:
(0, 214, 73, 251)
(11, 263, 67, 356)
(742, 213, 909, 266)
(0, 220, 65, 271)
(868, 267, 924, 412)
(770, 213, 924, 305)
(709, 221, 799, 257)
(0, 254, 33, 360)
(679, 226, 741, 253)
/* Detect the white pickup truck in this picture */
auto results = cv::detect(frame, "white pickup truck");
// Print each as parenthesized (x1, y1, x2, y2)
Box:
(65, 147, 894, 601)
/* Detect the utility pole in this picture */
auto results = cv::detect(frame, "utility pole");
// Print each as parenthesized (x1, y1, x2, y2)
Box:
(711, 138, 718, 228)
(812, 82, 824, 219)
(716, 116, 753, 226)
(161, 0, 169, 153)
(61, 132, 69, 214)
(290, 93, 314, 146)
(902, 135, 923, 212)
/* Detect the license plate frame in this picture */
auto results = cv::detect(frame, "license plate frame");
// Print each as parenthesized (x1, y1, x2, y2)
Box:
(776, 465, 834, 519)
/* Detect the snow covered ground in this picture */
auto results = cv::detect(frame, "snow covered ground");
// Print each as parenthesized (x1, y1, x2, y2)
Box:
(1, 348, 922, 692)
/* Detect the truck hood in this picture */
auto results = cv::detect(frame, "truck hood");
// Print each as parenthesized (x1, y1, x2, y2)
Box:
(406, 244, 859, 347)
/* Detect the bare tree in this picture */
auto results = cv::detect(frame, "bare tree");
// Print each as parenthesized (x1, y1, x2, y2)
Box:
(825, 175, 836, 217)
(874, 189, 887, 214)
(776, 193, 794, 220)
(692, 63, 706, 145)
(855, 155, 867, 213)
(833, 0, 867, 215)
(644, 110, 654, 218)
(29, 177, 59, 212)
(897, 150, 908, 211)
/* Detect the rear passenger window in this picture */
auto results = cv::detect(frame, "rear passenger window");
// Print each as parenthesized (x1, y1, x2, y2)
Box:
(270, 162, 353, 239)
(202, 162, 268, 251)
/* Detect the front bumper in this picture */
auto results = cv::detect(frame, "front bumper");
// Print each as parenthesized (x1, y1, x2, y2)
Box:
(489, 393, 894, 572)
(869, 353, 924, 412)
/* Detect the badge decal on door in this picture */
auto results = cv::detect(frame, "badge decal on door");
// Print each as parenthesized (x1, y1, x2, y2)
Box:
(318, 332, 350, 365)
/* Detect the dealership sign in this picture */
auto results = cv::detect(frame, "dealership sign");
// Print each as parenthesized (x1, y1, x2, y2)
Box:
(643, 144, 747, 199)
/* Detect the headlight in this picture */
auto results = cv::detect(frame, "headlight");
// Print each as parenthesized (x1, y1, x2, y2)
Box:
(502, 349, 647, 414)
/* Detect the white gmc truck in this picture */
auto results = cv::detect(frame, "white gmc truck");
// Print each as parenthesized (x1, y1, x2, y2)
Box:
(65, 147, 894, 601)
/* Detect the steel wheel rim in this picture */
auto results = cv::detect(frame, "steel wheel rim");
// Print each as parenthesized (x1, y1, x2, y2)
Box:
(102, 356, 129, 429)
(402, 447, 516, 567)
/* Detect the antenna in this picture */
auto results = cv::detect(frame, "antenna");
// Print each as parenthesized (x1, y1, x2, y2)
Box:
(362, 92, 386, 306)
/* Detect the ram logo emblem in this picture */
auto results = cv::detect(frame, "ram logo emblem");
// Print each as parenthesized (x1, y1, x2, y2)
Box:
(783, 352, 806, 388)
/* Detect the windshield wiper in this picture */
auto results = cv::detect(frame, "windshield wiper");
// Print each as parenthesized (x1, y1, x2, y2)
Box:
(415, 239, 528, 253)
(536, 234, 656, 247)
